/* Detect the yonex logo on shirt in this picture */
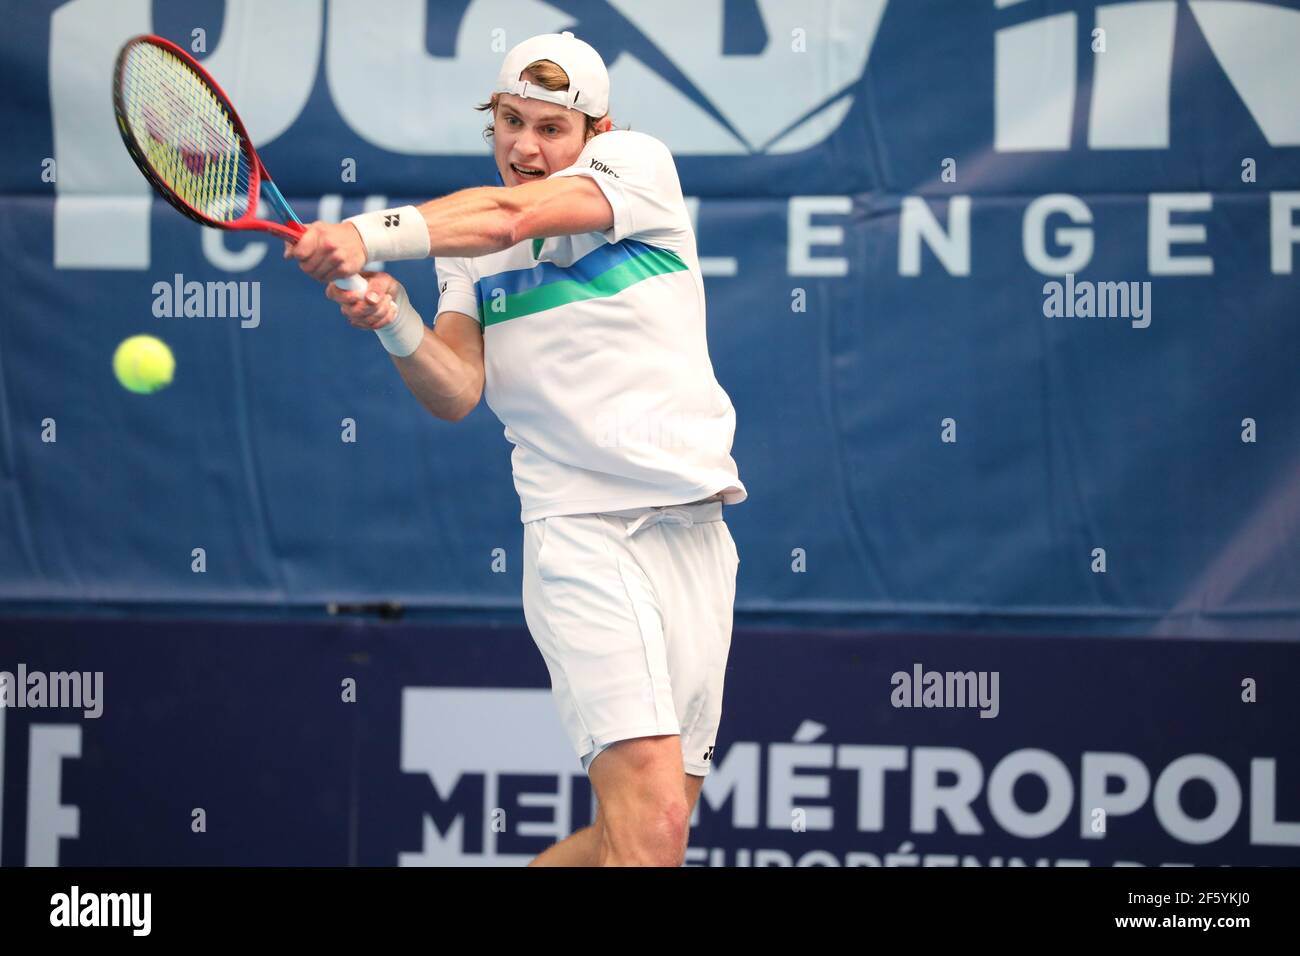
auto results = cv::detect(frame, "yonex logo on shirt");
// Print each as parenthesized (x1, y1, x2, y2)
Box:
(588, 158, 619, 178)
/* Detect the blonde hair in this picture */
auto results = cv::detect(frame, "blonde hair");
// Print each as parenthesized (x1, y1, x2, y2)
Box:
(476, 59, 609, 142)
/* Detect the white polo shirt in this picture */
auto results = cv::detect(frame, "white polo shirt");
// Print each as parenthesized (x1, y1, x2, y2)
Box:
(434, 129, 747, 523)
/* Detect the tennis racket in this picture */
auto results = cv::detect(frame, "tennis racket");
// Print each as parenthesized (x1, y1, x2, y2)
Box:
(113, 34, 366, 292)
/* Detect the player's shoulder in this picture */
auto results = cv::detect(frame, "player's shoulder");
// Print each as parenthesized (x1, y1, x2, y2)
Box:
(434, 253, 478, 279)
(584, 129, 674, 163)
(591, 128, 668, 150)
(434, 253, 470, 270)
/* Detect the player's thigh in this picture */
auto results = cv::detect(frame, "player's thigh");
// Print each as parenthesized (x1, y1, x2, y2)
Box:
(588, 734, 687, 821)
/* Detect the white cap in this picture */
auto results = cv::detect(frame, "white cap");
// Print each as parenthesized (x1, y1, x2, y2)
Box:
(493, 31, 610, 119)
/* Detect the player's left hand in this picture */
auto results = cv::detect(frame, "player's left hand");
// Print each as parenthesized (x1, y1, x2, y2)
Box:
(325, 272, 403, 331)
(285, 221, 368, 284)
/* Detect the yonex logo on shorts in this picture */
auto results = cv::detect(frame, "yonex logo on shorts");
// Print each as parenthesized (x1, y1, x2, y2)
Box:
(703, 746, 715, 762)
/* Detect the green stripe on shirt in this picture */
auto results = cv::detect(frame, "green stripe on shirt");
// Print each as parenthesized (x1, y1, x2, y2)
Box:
(479, 246, 689, 327)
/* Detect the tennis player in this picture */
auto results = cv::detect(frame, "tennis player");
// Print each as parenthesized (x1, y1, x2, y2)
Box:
(287, 32, 745, 867)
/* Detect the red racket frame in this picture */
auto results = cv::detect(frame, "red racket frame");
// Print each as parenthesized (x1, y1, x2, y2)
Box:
(112, 33, 306, 242)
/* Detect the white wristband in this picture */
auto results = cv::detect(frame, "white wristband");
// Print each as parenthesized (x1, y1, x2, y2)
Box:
(345, 206, 431, 262)
(374, 283, 425, 357)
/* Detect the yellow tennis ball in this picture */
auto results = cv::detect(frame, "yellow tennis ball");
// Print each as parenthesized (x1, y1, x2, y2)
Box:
(113, 335, 175, 394)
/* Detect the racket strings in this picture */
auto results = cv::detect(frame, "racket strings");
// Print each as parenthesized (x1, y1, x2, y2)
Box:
(119, 43, 252, 221)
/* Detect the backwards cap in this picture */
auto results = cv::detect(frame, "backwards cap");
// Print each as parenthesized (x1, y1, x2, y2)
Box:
(493, 31, 610, 119)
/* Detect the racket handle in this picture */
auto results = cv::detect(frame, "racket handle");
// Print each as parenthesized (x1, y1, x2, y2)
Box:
(334, 275, 368, 293)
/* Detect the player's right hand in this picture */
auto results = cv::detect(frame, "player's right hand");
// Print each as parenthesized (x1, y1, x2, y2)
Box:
(325, 271, 401, 330)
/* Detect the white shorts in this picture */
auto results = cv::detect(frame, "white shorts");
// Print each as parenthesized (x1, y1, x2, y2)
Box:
(521, 498, 740, 777)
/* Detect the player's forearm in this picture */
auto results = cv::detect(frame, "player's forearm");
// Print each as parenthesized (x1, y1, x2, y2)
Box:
(415, 187, 520, 258)
(343, 187, 532, 265)
(389, 328, 481, 422)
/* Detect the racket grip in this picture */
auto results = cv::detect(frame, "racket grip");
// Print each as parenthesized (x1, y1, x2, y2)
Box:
(334, 275, 368, 293)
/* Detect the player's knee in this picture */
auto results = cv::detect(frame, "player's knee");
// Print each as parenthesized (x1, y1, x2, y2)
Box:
(644, 797, 690, 861)
(591, 736, 691, 864)
(603, 795, 689, 866)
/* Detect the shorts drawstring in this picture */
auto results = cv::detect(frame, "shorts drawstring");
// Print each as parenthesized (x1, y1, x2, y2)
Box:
(624, 506, 697, 537)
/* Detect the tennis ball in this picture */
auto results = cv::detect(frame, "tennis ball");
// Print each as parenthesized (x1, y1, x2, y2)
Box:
(112, 335, 175, 394)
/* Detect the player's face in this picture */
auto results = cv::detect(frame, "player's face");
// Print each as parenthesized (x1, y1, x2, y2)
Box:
(493, 93, 587, 187)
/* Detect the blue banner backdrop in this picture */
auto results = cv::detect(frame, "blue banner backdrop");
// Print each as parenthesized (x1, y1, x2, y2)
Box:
(0, 1, 1297, 638)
